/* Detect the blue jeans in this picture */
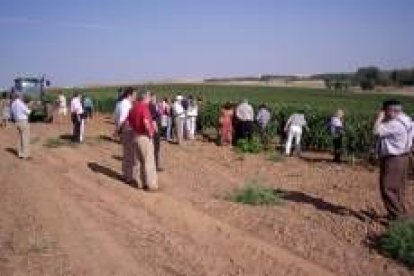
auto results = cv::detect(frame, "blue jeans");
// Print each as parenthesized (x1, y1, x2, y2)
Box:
(166, 117, 173, 141)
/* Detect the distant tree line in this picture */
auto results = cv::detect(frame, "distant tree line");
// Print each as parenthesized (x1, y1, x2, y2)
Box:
(315, 67, 414, 91)
(204, 67, 414, 91)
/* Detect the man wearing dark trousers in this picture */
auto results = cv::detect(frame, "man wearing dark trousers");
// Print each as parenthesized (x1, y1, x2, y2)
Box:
(70, 92, 84, 143)
(149, 92, 163, 172)
(374, 100, 413, 222)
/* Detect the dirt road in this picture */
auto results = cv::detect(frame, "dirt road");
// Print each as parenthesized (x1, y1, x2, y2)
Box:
(0, 116, 412, 275)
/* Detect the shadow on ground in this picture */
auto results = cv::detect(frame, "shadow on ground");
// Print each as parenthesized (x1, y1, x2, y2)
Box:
(87, 162, 137, 188)
(5, 147, 18, 157)
(280, 189, 372, 223)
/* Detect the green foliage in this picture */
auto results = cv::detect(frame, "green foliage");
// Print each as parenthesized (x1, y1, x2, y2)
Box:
(266, 151, 284, 162)
(236, 136, 263, 154)
(43, 138, 65, 148)
(379, 220, 414, 267)
(43, 137, 74, 148)
(229, 181, 284, 205)
(357, 66, 380, 90)
(50, 84, 414, 158)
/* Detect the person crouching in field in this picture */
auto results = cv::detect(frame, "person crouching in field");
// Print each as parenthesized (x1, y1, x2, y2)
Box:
(219, 102, 234, 146)
(284, 110, 308, 156)
(70, 92, 85, 143)
(330, 109, 345, 163)
(10, 93, 31, 160)
(374, 100, 413, 221)
(113, 87, 136, 184)
(127, 91, 158, 191)
(256, 104, 271, 145)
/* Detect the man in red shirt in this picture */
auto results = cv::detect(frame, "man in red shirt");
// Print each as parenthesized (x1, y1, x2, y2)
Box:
(128, 91, 158, 191)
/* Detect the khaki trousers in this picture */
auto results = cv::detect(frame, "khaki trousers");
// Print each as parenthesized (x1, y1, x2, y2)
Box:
(175, 117, 184, 144)
(379, 155, 408, 219)
(133, 135, 158, 190)
(121, 127, 135, 182)
(16, 120, 30, 158)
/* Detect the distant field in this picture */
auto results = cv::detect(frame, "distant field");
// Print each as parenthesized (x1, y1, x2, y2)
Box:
(52, 83, 414, 115)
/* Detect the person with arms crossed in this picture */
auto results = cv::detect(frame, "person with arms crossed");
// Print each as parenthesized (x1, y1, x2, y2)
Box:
(374, 100, 413, 222)
(10, 93, 31, 159)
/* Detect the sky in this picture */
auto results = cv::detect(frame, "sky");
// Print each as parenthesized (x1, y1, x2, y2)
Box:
(0, 0, 413, 87)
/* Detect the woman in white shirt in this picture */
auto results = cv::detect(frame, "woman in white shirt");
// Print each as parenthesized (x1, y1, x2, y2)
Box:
(113, 87, 136, 184)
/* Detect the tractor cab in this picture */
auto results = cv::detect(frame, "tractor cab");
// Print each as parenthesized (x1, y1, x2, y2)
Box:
(14, 77, 45, 100)
(12, 76, 53, 122)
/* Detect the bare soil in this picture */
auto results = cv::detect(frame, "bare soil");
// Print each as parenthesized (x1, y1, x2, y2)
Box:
(0, 115, 413, 276)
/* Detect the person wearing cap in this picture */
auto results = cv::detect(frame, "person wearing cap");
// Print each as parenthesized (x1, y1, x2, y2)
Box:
(374, 100, 413, 221)
(173, 95, 185, 144)
(128, 91, 158, 191)
(330, 109, 345, 163)
(113, 87, 136, 184)
(235, 99, 254, 142)
(284, 110, 308, 156)
(10, 92, 31, 159)
(70, 92, 85, 143)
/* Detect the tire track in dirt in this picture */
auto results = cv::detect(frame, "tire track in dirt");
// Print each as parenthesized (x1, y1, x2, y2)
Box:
(35, 141, 333, 276)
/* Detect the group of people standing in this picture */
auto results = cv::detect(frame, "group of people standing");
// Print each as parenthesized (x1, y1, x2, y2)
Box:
(166, 95, 199, 144)
(112, 89, 201, 191)
(55, 92, 94, 143)
(218, 100, 345, 162)
(1, 87, 412, 223)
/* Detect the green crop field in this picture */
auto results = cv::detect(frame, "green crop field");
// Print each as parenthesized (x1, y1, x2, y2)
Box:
(53, 84, 414, 114)
(51, 84, 414, 158)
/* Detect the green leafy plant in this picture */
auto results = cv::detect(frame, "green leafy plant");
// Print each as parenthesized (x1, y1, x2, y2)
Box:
(236, 136, 263, 154)
(43, 137, 68, 148)
(266, 151, 284, 162)
(49, 83, 414, 159)
(228, 181, 284, 205)
(379, 220, 414, 267)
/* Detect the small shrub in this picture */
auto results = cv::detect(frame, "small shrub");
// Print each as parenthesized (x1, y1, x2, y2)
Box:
(43, 137, 67, 148)
(229, 181, 284, 205)
(236, 136, 263, 154)
(379, 220, 414, 267)
(267, 151, 284, 162)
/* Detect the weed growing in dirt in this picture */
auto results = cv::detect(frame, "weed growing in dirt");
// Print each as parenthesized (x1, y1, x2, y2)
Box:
(43, 137, 80, 148)
(266, 151, 284, 162)
(379, 220, 414, 267)
(44, 138, 66, 148)
(235, 137, 263, 154)
(30, 137, 40, 145)
(229, 181, 284, 205)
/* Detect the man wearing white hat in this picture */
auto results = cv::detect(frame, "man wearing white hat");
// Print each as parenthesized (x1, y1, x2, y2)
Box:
(173, 95, 185, 144)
